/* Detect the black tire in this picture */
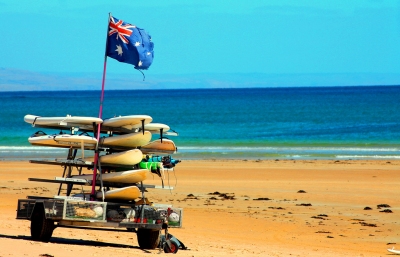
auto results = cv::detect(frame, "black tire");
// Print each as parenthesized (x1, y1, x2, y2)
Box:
(137, 229, 160, 249)
(30, 205, 54, 242)
(164, 240, 179, 253)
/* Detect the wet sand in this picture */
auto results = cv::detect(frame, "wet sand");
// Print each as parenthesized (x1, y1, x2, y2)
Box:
(0, 159, 399, 256)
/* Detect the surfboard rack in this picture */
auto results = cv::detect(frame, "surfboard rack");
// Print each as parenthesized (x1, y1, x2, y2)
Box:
(29, 159, 135, 169)
(19, 114, 184, 251)
(28, 177, 173, 190)
(28, 177, 87, 185)
(29, 159, 92, 168)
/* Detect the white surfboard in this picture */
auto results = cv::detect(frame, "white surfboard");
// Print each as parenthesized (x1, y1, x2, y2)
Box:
(25, 114, 103, 128)
(72, 169, 150, 184)
(99, 149, 143, 166)
(144, 123, 170, 133)
(141, 139, 177, 154)
(388, 247, 400, 254)
(144, 123, 178, 136)
(100, 131, 152, 148)
(102, 115, 153, 130)
(96, 185, 141, 201)
(28, 133, 98, 149)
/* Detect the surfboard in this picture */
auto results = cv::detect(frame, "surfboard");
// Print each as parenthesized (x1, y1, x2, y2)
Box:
(25, 114, 155, 135)
(72, 169, 150, 183)
(96, 185, 141, 201)
(25, 114, 103, 128)
(28, 133, 98, 149)
(143, 123, 178, 136)
(98, 149, 143, 166)
(100, 131, 152, 148)
(102, 115, 153, 130)
(140, 139, 177, 154)
(388, 247, 400, 254)
(144, 123, 170, 133)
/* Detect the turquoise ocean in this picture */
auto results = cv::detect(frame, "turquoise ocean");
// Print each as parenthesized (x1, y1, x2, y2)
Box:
(1, 86, 400, 160)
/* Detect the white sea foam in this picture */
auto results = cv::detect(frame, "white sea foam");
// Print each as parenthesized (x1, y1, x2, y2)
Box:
(0, 146, 48, 150)
(1, 145, 399, 160)
(175, 146, 400, 160)
(178, 146, 400, 152)
(336, 155, 400, 159)
(0, 146, 66, 153)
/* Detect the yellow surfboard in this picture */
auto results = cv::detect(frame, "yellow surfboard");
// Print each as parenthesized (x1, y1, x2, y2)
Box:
(99, 149, 143, 166)
(72, 169, 150, 184)
(102, 115, 152, 130)
(100, 131, 152, 148)
(96, 186, 141, 201)
(140, 139, 177, 154)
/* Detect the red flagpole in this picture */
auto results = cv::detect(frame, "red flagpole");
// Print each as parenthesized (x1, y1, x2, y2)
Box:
(91, 12, 112, 200)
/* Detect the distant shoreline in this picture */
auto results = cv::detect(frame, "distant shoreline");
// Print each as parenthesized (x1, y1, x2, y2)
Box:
(1, 68, 400, 91)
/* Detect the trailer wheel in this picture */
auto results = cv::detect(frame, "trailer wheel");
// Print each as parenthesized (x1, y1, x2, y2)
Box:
(30, 205, 54, 242)
(164, 240, 179, 253)
(137, 229, 160, 249)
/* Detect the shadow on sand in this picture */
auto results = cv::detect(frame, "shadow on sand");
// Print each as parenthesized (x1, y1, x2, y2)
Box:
(0, 233, 147, 251)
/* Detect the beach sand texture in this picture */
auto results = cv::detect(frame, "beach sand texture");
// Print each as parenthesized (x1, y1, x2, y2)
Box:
(0, 160, 399, 256)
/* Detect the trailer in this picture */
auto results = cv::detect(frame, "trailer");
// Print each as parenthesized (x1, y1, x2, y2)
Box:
(16, 157, 184, 253)
(16, 196, 183, 252)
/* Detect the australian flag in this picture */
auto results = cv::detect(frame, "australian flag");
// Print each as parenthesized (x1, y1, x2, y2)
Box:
(106, 16, 154, 70)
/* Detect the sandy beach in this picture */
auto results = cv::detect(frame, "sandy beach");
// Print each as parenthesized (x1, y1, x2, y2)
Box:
(0, 159, 399, 256)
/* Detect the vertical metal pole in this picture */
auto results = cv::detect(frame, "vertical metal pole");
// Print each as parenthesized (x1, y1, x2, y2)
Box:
(58, 148, 73, 195)
(91, 13, 112, 200)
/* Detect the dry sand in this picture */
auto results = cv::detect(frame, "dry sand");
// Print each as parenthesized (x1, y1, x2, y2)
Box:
(0, 159, 399, 256)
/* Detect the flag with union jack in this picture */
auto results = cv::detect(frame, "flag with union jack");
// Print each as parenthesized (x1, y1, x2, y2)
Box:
(106, 16, 154, 70)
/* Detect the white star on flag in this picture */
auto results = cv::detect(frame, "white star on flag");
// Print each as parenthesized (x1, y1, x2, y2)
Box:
(138, 60, 143, 67)
(135, 42, 140, 47)
(115, 45, 123, 56)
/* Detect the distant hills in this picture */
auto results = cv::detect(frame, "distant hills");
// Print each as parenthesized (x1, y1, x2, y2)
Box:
(0, 67, 399, 91)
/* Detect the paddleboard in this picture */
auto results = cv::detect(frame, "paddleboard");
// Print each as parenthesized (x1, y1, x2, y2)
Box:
(388, 247, 400, 254)
(72, 169, 150, 183)
(102, 115, 152, 130)
(100, 131, 152, 148)
(141, 139, 177, 154)
(99, 149, 143, 166)
(28, 133, 98, 149)
(25, 114, 102, 129)
(96, 185, 141, 201)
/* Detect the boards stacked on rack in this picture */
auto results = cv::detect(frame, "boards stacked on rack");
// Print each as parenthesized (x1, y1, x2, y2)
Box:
(24, 114, 180, 202)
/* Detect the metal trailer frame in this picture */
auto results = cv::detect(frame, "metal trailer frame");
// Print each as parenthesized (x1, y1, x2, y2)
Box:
(17, 197, 183, 227)
(16, 196, 183, 251)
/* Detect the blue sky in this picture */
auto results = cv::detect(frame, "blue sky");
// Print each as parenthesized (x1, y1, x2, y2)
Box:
(0, 0, 400, 89)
